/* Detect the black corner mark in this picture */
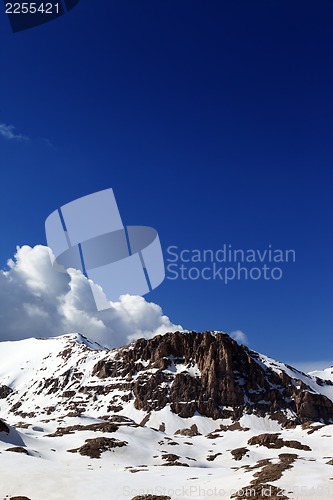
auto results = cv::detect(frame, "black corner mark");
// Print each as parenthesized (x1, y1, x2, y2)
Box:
(4, 0, 80, 33)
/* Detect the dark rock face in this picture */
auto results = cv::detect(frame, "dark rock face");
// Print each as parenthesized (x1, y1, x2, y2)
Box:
(207, 452, 222, 461)
(132, 496, 171, 500)
(248, 434, 311, 451)
(0, 419, 10, 433)
(68, 437, 128, 458)
(2, 331, 332, 428)
(9, 497, 31, 500)
(231, 447, 249, 460)
(294, 391, 333, 423)
(161, 453, 179, 462)
(175, 424, 200, 437)
(92, 331, 333, 425)
(0, 385, 13, 399)
(6, 446, 29, 455)
(231, 453, 297, 500)
(47, 421, 118, 437)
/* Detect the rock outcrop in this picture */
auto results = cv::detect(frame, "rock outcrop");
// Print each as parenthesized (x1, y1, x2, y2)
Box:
(2, 331, 333, 427)
(91, 331, 333, 425)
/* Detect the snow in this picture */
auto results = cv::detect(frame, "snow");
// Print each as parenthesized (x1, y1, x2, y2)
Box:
(0, 334, 332, 499)
(253, 351, 333, 403)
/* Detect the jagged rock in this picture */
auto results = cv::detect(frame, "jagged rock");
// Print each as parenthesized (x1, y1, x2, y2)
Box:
(301, 422, 325, 434)
(232, 454, 297, 499)
(231, 447, 249, 460)
(206, 432, 221, 439)
(1, 331, 333, 427)
(47, 421, 118, 437)
(248, 434, 311, 451)
(9, 497, 31, 500)
(90, 331, 333, 425)
(132, 496, 171, 500)
(207, 452, 222, 461)
(161, 453, 179, 462)
(68, 437, 128, 458)
(6, 447, 29, 455)
(0, 385, 13, 399)
(294, 391, 333, 423)
(0, 332, 332, 499)
(0, 419, 9, 433)
(161, 461, 189, 467)
(175, 424, 200, 436)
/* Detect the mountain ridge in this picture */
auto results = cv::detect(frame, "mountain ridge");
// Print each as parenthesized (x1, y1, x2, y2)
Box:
(0, 331, 332, 428)
(0, 331, 333, 499)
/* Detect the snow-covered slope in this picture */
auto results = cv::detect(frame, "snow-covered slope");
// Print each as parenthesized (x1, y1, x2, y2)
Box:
(0, 332, 332, 500)
(252, 350, 333, 407)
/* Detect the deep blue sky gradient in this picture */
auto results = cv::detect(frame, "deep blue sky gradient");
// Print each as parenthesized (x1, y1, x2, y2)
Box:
(0, 1, 332, 364)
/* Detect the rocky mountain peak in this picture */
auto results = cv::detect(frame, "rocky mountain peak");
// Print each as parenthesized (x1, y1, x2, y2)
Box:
(91, 331, 333, 426)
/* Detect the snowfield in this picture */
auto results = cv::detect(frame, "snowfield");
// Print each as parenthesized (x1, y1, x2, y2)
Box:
(0, 334, 332, 500)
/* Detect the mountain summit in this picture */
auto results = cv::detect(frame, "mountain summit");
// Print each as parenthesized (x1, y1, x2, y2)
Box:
(0, 331, 332, 427)
(0, 332, 332, 499)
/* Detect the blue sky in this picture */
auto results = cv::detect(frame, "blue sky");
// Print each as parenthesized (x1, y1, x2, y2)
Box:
(0, 1, 332, 366)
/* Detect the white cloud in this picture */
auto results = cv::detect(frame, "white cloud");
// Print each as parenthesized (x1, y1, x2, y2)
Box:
(0, 245, 182, 348)
(230, 329, 248, 345)
(0, 123, 28, 142)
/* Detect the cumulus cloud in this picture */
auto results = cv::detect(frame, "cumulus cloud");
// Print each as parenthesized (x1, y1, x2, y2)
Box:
(230, 329, 248, 345)
(0, 245, 182, 348)
(0, 123, 29, 142)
